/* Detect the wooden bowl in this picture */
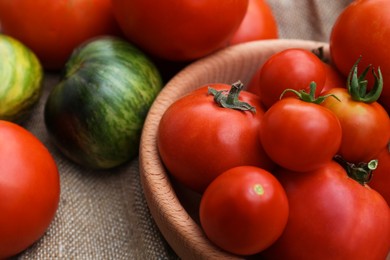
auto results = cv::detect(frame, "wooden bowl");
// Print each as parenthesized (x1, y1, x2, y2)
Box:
(139, 39, 329, 260)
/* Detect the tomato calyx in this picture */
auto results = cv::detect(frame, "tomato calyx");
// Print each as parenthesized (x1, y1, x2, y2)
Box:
(347, 57, 383, 103)
(334, 155, 377, 185)
(280, 81, 340, 104)
(208, 81, 256, 112)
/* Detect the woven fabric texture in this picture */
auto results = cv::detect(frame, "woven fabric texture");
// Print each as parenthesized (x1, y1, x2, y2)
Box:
(15, 1, 353, 259)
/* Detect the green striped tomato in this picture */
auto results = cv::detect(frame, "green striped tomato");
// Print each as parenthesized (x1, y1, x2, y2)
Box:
(44, 36, 163, 169)
(0, 34, 43, 123)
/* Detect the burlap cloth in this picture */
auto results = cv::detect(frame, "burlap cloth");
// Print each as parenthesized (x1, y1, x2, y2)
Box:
(16, 1, 353, 259)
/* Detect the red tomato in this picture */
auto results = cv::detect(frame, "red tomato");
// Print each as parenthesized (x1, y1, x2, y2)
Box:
(321, 63, 347, 93)
(111, 0, 248, 61)
(229, 0, 278, 45)
(0, 121, 60, 259)
(245, 67, 262, 97)
(157, 82, 274, 193)
(260, 161, 390, 260)
(321, 87, 390, 163)
(330, 0, 390, 112)
(254, 48, 327, 109)
(311, 47, 346, 93)
(0, 0, 120, 70)
(260, 94, 342, 172)
(200, 166, 289, 256)
(369, 143, 390, 206)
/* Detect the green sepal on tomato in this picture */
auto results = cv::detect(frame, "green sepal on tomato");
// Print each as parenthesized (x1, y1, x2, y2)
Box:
(259, 160, 390, 260)
(321, 58, 390, 164)
(157, 81, 275, 194)
(259, 82, 342, 172)
(330, 0, 390, 112)
(199, 166, 288, 256)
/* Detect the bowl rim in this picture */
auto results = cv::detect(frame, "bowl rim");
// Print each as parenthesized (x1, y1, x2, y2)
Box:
(139, 39, 330, 260)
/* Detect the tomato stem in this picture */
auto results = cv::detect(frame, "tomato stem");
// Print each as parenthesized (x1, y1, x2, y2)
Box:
(208, 81, 256, 113)
(280, 82, 340, 104)
(334, 155, 377, 185)
(347, 57, 383, 103)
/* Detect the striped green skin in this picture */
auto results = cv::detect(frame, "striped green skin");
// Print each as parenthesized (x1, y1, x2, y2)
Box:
(0, 34, 43, 122)
(44, 36, 163, 169)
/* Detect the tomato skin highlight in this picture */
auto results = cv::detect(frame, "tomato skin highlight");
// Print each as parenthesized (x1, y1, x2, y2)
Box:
(157, 84, 274, 194)
(330, 0, 390, 112)
(0, 0, 120, 70)
(0, 120, 60, 259)
(111, 0, 248, 61)
(321, 88, 390, 163)
(260, 97, 342, 172)
(200, 166, 289, 256)
(260, 161, 390, 260)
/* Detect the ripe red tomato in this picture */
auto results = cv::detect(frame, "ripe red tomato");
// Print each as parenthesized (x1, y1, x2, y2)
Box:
(0, 121, 60, 259)
(369, 143, 390, 205)
(260, 93, 342, 172)
(254, 48, 327, 109)
(229, 0, 278, 45)
(321, 87, 390, 163)
(111, 0, 248, 61)
(260, 161, 390, 260)
(0, 0, 120, 70)
(311, 47, 346, 93)
(200, 166, 289, 256)
(330, 0, 390, 112)
(157, 82, 274, 193)
(245, 67, 263, 97)
(321, 63, 347, 93)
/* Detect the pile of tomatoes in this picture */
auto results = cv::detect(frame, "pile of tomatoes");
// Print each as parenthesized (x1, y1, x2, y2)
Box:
(157, 1, 390, 258)
(0, 0, 277, 258)
(157, 54, 390, 258)
(1, 0, 390, 259)
(0, 0, 277, 72)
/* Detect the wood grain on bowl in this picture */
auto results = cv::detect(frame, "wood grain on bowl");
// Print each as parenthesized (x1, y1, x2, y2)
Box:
(139, 39, 329, 260)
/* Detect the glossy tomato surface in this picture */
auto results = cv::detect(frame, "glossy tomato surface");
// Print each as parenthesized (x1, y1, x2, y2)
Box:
(260, 161, 390, 260)
(330, 0, 390, 111)
(255, 48, 326, 109)
(260, 97, 342, 172)
(229, 0, 278, 45)
(111, 0, 248, 61)
(0, 121, 60, 259)
(321, 88, 390, 163)
(200, 166, 289, 256)
(157, 83, 274, 193)
(0, 0, 120, 70)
